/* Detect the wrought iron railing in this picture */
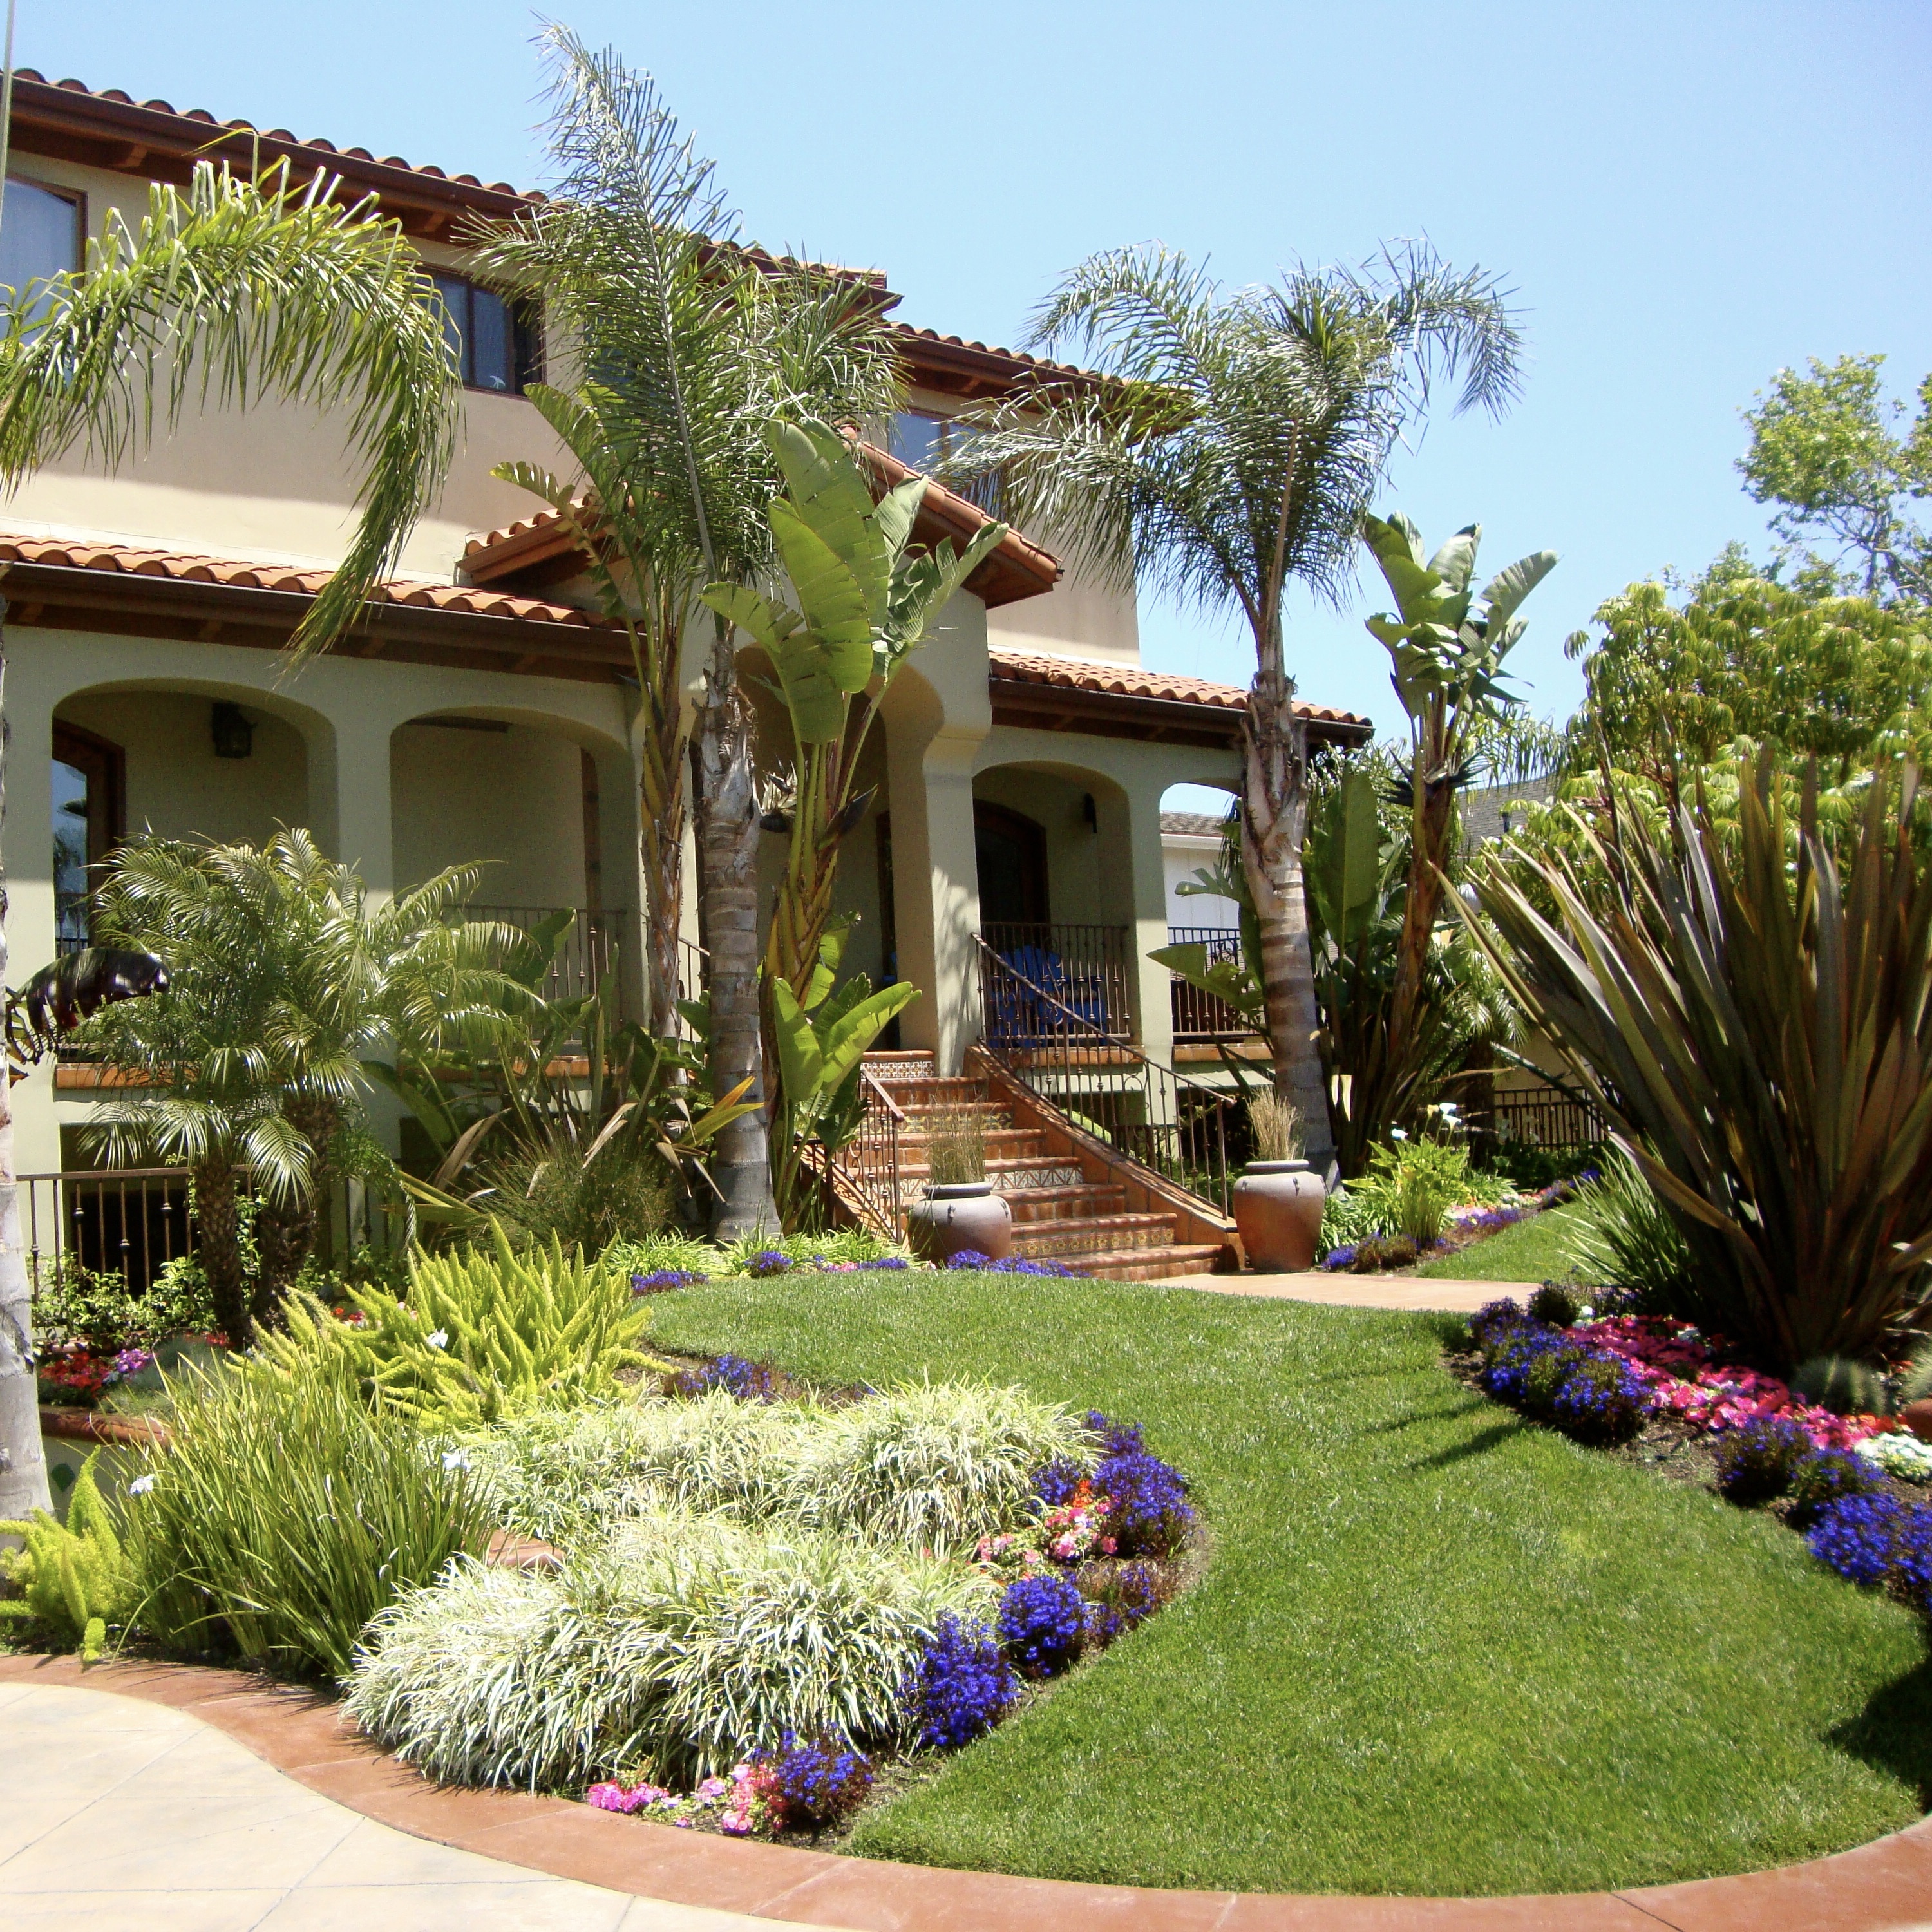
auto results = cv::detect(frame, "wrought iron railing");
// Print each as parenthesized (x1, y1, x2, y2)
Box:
(18, 1167, 404, 1298)
(975, 937, 1236, 1213)
(1162, 925, 1253, 1043)
(464, 902, 629, 1008)
(1473, 1083, 1609, 1152)
(979, 922, 1132, 1040)
(821, 1067, 906, 1236)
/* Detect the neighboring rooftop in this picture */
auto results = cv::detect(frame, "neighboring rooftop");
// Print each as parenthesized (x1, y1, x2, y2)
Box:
(1161, 811, 1232, 838)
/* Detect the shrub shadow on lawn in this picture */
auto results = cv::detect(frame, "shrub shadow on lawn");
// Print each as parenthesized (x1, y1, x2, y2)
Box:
(1405, 1419, 1527, 1472)
(1827, 1645, 1932, 1809)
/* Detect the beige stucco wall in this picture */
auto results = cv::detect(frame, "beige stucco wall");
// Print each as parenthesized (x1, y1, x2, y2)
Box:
(55, 689, 310, 846)
(5, 623, 647, 1175)
(0, 155, 566, 578)
(390, 721, 588, 905)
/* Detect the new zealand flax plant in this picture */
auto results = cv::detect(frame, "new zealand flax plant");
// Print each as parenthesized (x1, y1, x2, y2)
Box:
(1468, 749, 1932, 1372)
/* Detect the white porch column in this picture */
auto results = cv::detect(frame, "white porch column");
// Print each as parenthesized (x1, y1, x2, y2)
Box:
(4, 640, 62, 1175)
(1123, 779, 1176, 1069)
(308, 707, 393, 902)
(881, 599, 992, 1075)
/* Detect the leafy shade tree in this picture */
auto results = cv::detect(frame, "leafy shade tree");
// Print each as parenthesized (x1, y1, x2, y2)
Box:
(477, 30, 901, 1233)
(0, 161, 461, 1517)
(1358, 512, 1554, 1083)
(1564, 574, 1932, 786)
(1738, 354, 1932, 603)
(702, 420, 1003, 1216)
(950, 246, 1522, 1164)
(80, 833, 512, 1349)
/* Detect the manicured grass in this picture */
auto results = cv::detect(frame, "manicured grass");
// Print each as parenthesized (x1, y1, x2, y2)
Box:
(654, 1274, 1932, 1896)
(1414, 1200, 1592, 1282)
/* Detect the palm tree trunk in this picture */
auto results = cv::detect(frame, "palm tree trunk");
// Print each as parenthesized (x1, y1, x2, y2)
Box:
(0, 599, 53, 1521)
(1242, 667, 1336, 1171)
(638, 584, 688, 1041)
(251, 1097, 335, 1332)
(694, 634, 776, 1237)
(1387, 772, 1457, 1089)
(194, 1158, 251, 1351)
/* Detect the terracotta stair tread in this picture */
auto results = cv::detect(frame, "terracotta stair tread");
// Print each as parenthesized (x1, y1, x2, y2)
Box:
(1011, 1212, 1178, 1247)
(1058, 1242, 1226, 1278)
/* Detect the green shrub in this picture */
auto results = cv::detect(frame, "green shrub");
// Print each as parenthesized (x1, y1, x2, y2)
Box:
(256, 1225, 657, 1427)
(1353, 1139, 1504, 1247)
(0, 1453, 137, 1660)
(1527, 1283, 1581, 1327)
(127, 1359, 489, 1678)
(602, 1232, 721, 1280)
(473, 1134, 674, 1254)
(1560, 1153, 1696, 1309)
(346, 1505, 994, 1786)
(717, 1227, 918, 1273)
(1320, 1186, 1383, 1251)
(35, 1259, 217, 1354)
(1479, 1139, 1608, 1193)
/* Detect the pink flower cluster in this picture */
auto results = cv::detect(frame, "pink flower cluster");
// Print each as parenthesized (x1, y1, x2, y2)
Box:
(1573, 1314, 1891, 1450)
(585, 1779, 676, 1815)
(976, 1478, 1118, 1570)
(717, 1761, 783, 1837)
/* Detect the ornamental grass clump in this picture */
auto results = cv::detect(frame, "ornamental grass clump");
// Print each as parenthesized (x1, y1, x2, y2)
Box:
(792, 1383, 1095, 1557)
(924, 1106, 989, 1186)
(1713, 1416, 1814, 1504)
(348, 1506, 994, 1785)
(131, 1358, 489, 1679)
(1472, 752, 1932, 1374)
(1558, 1152, 1696, 1314)
(255, 1224, 657, 1428)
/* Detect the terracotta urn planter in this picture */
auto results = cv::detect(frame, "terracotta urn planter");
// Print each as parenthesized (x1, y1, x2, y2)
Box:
(1900, 1397, 1932, 1444)
(906, 1181, 1013, 1265)
(1232, 1159, 1327, 1273)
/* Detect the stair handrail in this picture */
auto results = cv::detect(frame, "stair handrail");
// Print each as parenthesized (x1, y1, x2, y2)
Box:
(820, 1064, 905, 1237)
(973, 935, 1238, 1213)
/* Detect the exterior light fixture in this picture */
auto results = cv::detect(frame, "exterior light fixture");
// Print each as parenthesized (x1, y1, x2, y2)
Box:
(211, 701, 254, 759)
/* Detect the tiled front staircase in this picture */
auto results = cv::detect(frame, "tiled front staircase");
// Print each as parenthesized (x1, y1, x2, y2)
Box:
(856, 1051, 1232, 1280)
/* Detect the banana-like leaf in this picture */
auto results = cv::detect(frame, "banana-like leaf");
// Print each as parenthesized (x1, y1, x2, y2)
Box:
(871, 474, 927, 567)
(768, 498, 876, 692)
(768, 419, 890, 625)
(1479, 549, 1560, 630)
(1309, 768, 1383, 947)
(1362, 511, 1449, 623)
(770, 976, 825, 1104)
(699, 582, 804, 653)
(1426, 524, 1482, 593)
(817, 980, 921, 1092)
(1148, 942, 1263, 1026)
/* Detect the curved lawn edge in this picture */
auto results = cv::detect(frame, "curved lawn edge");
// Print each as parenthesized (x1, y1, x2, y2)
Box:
(7, 1652, 1929, 1931)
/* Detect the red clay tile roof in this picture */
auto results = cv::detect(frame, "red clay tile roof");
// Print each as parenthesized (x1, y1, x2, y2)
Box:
(988, 648, 1371, 733)
(0, 533, 618, 630)
(462, 446, 1063, 611)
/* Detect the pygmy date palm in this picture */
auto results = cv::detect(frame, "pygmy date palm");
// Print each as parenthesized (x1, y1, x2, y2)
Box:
(951, 246, 1522, 1166)
(0, 158, 461, 1511)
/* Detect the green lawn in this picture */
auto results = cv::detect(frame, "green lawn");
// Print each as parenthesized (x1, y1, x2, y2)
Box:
(1414, 1200, 1592, 1282)
(654, 1273, 1932, 1897)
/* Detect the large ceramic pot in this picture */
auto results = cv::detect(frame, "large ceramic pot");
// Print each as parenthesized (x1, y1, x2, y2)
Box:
(906, 1181, 1013, 1265)
(1232, 1159, 1327, 1273)
(1901, 1397, 1932, 1444)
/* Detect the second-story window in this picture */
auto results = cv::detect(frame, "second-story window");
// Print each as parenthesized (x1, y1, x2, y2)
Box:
(0, 176, 82, 321)
(431, 273, 541, 395)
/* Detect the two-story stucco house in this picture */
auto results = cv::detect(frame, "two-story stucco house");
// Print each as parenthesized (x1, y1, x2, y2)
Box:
(0, 70, 1368, 1275)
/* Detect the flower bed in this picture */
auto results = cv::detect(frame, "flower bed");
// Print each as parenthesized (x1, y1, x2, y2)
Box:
(1459, 1294, 1932, 1620)
(1321, 1176, 1587, 1274)
(345, 1368, 1197, 1846)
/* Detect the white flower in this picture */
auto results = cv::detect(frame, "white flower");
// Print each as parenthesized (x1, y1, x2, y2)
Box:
(1389, 1127, 1408, 1141)
(441, 1448, 471, 1473)
(128, 1474, 156, 1496)
(1577, 1306, 1596, 1321)
(425, 1330, 448, 1350)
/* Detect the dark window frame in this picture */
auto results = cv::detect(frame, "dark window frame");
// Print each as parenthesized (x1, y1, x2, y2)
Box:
(430, 271, 542, 397)
(52, 720, 126, 954)
(974, 800, 1050, 927)
(1, 173, 85, 305)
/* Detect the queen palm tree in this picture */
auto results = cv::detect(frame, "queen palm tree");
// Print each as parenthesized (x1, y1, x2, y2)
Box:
(475, 29, 903, 1235)
(0, 160, 461, 1515)
(949, 246, 1522, 1168)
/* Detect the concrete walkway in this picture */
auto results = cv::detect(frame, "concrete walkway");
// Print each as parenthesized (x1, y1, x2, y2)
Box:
(0, 1680, 821, 1932)
(1148, 1271, 1532, 1312)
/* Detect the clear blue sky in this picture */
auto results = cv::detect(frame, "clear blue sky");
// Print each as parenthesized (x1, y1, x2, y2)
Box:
(21, 1, 1932, 788)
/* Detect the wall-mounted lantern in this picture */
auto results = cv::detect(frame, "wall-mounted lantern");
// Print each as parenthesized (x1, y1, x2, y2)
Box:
(211, 701, 254, 760)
